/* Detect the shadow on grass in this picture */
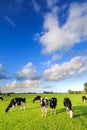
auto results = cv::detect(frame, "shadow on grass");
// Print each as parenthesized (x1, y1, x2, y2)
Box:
(5, 105, 87, 119)
(56, 108, 65, 114)
(48, 105, 87, 118)
(73, 105, 87, 118)
(45, 108, 65, 117)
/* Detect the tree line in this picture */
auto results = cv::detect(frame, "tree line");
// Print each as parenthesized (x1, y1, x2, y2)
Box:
(68, 82, 87, 94)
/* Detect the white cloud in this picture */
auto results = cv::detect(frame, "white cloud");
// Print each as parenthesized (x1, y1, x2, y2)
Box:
(43, 56, 87, 81)
(1, 79, 41, 93)
(41, 60, 52, 68)
(7, 80, 17, 89)
(16, 62, 40, 80)
(38, 2, 87, 54)
(78, 67, 87, 74)
(9, 80, 41, 89)
(0, 63, 41, 93)
(23, 80, 41, 88)
(52, 54, 61, 61)
(40, 54, 61, 69)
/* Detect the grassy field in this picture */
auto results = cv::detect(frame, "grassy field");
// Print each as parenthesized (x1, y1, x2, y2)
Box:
(0, 93, 87, 130)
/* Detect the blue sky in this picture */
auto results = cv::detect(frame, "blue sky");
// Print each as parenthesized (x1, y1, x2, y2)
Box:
(0, 0, 87, 93)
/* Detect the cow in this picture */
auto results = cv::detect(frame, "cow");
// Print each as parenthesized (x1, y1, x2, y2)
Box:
(33, 96, 48, 117)
(5, 97, 26, 112)
(63, 97, 73, 118)
(33, 96, 57, 116)
(33, 95, 41, 103)
(0, 96, 3, 101)
(82, 96, 87, 103)
(49, 97, 57, 115)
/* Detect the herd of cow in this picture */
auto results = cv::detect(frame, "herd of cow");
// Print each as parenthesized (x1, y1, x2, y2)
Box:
(0, 95, 87, 118)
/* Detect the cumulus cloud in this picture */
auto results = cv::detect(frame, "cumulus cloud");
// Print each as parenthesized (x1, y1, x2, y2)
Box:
(0, 63, 41, 92)
(52, 54, 61, 61)
(16, 62, 41, 80)
(0, 79, 41, 93)
(40, 54, 61, 69)
(43, 56, 87, 81)
(6, 80, 41, 89)
(41, 60, 52, 67)
(38, 2, 87, 54)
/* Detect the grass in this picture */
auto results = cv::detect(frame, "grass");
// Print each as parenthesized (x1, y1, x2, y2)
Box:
(0, 93, 87, 130)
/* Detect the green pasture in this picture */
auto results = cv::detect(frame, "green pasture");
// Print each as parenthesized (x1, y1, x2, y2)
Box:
(0, 93, 87, 130)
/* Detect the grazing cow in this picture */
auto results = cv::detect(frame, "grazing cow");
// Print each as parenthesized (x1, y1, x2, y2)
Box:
(33, 95, 41, 103)
(63, 97, 73, 118)
(5, 97, 26, 112)
(0, 96, 3, 101)
(82, 96, 87, 103)
(33, 96, 48, 117)
(49, 97, 57, 115)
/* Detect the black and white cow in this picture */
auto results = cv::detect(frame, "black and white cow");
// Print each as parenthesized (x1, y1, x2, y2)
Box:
(5, 97, 26, 112)
(33, 95, 41, 103)
(82, 96, 87, 103)
(49, 97, 57, 115)
(0, 96, 3, 101)
(63, 97, 73, 118)
(33, 96, 48, 117)
(33, 96, 57, 116)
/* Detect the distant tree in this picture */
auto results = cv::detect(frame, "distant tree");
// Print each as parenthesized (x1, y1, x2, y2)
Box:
(43, 91, 53, 94)
(84, 82, 87, 93)
(68, 89, 73, 94)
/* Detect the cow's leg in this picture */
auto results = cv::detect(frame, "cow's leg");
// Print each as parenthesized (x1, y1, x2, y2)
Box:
(10, 105, 15, 112)
(44, 108, 47, 117)
(54, 108, 56, 114)
(41, 107, 44, 117)
(84, 99, 86, 103)
(20, 102, 25, 110)
(66, 107, 69, 114)
(69, 110, 73, 118)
